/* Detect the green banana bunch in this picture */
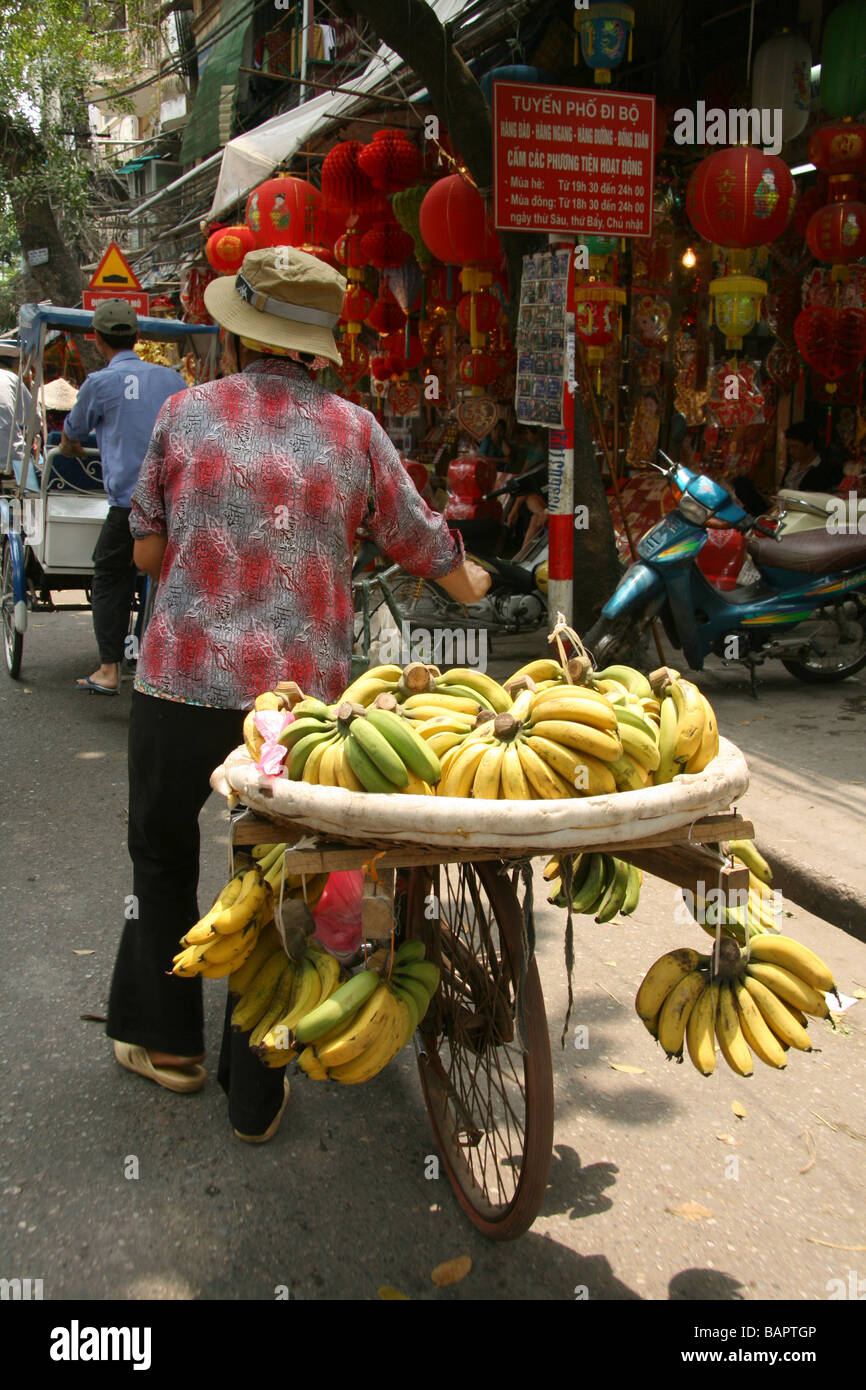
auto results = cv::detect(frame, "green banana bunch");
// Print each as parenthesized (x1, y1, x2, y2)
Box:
(546, 852, 642, 921)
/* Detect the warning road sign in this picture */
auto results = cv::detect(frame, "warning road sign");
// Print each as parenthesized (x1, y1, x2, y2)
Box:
(88, 242, 142, 290)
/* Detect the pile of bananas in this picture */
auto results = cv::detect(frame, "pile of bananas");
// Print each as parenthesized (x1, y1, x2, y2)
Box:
(545, 853, 643, 922)
(239, 653, 722, 802)
(635, 934, 838, 1076)
(293, 943, 439, 1084)
(231, 939, 344, 1067)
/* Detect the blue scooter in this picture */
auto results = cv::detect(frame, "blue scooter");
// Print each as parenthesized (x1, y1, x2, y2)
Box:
(585, 453, 866, 687)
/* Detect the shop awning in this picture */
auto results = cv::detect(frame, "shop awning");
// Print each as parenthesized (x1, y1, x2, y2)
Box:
(207, 0, 476, 219)
(181, 0, 257, 166)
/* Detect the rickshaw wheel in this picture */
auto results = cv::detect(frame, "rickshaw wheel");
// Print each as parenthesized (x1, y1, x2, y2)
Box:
(401, 861, 553, 1240)
(1, 545, 23, 679)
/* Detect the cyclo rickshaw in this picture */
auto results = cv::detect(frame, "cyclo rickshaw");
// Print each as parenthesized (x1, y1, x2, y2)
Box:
(0, 303, 219, 678)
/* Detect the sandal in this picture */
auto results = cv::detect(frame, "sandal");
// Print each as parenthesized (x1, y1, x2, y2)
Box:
(234, 1076, 290, 1144)
(113, 1041, 206, 1093)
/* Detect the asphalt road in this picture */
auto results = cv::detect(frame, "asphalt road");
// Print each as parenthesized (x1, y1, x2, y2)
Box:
(1, 610, 864, 1301)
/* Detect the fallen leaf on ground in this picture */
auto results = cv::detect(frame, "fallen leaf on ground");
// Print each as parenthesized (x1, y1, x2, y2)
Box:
(853, 989, 866, 1001)
(716, 1134, 741, 1145)
(378, 1286, 409, 1300)
(431, 1255, 472, 1287)
(72, 949, 95, 956)
(805, 1238, 866, 1252)
(666, 1202, 714, 1222)
(799, 1130, 816, 1175)
(732, 1100, 747, 1119)
(609, 1063, 646, 1075)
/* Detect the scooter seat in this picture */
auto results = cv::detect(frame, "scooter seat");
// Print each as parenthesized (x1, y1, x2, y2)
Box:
(748, 527, 866, 575)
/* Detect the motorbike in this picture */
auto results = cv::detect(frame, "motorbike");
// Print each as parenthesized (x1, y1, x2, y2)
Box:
(585, 453, 866, 687)
(353, 463, 550, 646)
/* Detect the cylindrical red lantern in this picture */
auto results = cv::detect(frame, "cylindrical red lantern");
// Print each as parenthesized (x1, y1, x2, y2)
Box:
(205, 224, 255, 274)
(360, 222, 415, 269)
(334, 231, 366, 270)
(245, 177, 320, 248)
(341, 285, 375, 324)
(419, 175, 502, 268)
(806, 200, 866, 264)
(459, 352, 498, 388)
(321, 141, 377, 213)
(808, 120, 866, 200)
(357, 130, 423, 194)
(686, 147, 796, 250)
(456, 290, 501, 335)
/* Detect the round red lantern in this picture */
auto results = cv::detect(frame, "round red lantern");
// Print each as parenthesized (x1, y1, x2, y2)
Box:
(686, 147, 795, 250)
(419, 175, 502, 268)
(357, 130, 423, 194)
(321, 141, 377, 212)
(297, 243, 338, 270)
(794, 305, 866, 385)
(205, 224, 255, 274)
(806, 200, 866, 265)
(459, 352, 498, 388)
(808, 120, 866, 196)
(456, 290, 501, 335)
(245, 177, 320, 248)
(367, 285, 406, 335)
(334, 231, 365, 270)
(360, 222, 415, 269)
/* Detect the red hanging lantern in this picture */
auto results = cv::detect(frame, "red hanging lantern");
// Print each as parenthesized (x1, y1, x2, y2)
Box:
(456, 290, 501, 336)
(205, 224, 255, 274)
(360, 222, 415, 269)
(321, 141, 377, 213)
(418, 174, 502, 269)
(334, 231, 366, 270)
(794, 305, 866, 386)
(367, 284, 406, 335)
(245, 177, 320, 248)
(370, 355, 390, 382)
(459, 352, 498, 389)
(808, 120, 866, 199)
(357, 130, 423, 194)
(686, 148, 796, 252)
(792, 181, 830, 239)
(380, 331, 423, 373)
(806, 200, 866, 265)
(297, 243, 338, 270)
(573, 282, 627, 387)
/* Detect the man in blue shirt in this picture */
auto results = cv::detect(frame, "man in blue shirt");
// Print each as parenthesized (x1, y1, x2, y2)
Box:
(61, 299, 186, 694)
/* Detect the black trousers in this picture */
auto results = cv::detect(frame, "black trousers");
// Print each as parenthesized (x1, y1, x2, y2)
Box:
(106, 691, 285, 1133)
(92, 506, 138, 665)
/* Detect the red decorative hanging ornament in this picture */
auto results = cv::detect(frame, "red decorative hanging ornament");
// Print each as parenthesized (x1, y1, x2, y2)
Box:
(337, 335, 369, 386)
(206, 224, 256, 274)
(794, 305, 866, 389)
(245, 177, 320, 248)
(573, 281, 627, 389)
(360, 222, 415, 269)
(764, 278, 801, 343)
(765, 341, 801, 391)
(340, 283, 375, 344)
(806, 200, 866, 275)
(380, 329, 423, 374)
(418, 174, 503, 277)
(356, 130, 423, 194)
(459, 351, 499, 393)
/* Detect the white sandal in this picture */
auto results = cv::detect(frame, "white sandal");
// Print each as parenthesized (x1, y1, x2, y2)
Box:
(114, 1041, 206, 1093)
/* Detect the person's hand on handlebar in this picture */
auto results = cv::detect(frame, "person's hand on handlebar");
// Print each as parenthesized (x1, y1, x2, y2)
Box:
(437, 559, 492, 605)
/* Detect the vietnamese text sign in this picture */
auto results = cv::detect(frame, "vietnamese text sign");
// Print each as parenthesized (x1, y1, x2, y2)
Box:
(493, 82, 656, 237)
(82, 288, 150, 317)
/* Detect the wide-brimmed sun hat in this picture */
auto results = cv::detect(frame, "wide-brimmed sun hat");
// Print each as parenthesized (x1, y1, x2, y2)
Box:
(204, 246, 346, 367)
(39, 377, 79, 411)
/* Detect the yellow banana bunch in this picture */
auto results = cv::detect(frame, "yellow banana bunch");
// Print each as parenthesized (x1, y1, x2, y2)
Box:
(172, 869, 271, 977)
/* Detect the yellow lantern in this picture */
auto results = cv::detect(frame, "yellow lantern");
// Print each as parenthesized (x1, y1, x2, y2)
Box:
(708, 274, 767, 351)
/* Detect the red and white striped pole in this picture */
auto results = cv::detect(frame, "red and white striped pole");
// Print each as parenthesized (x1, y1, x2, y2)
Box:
(546, 234, 575, 625)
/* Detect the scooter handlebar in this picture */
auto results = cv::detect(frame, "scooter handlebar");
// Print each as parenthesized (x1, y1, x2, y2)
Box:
(482, 462, 548, 501)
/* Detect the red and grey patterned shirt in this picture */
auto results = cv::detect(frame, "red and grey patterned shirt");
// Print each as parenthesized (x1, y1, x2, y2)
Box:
(130, 358, 463, 709)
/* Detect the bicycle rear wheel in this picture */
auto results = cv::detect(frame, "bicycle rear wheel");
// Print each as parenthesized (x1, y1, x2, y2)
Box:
(402, 860, 553, 1240)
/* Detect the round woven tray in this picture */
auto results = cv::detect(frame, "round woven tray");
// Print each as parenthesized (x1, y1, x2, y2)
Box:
(211, 736, 749, 855)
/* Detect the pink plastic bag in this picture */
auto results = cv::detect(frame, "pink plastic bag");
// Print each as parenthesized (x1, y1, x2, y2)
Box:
(313, 870, 364, 957)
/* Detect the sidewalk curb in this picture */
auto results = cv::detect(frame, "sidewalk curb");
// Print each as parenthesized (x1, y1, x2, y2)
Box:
(763, 844, 866, 945)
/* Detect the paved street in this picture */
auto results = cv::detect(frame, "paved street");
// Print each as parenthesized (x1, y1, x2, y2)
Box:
(1, 610, 864, 1301)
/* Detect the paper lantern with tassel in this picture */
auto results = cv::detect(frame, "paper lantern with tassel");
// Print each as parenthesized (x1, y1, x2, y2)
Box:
(751, 31, 812, 143)
(576, 2, 635, 85)
(418, 175, 502, 270)
(686, 148, 795, 256)
(806, 200, 866, 269)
